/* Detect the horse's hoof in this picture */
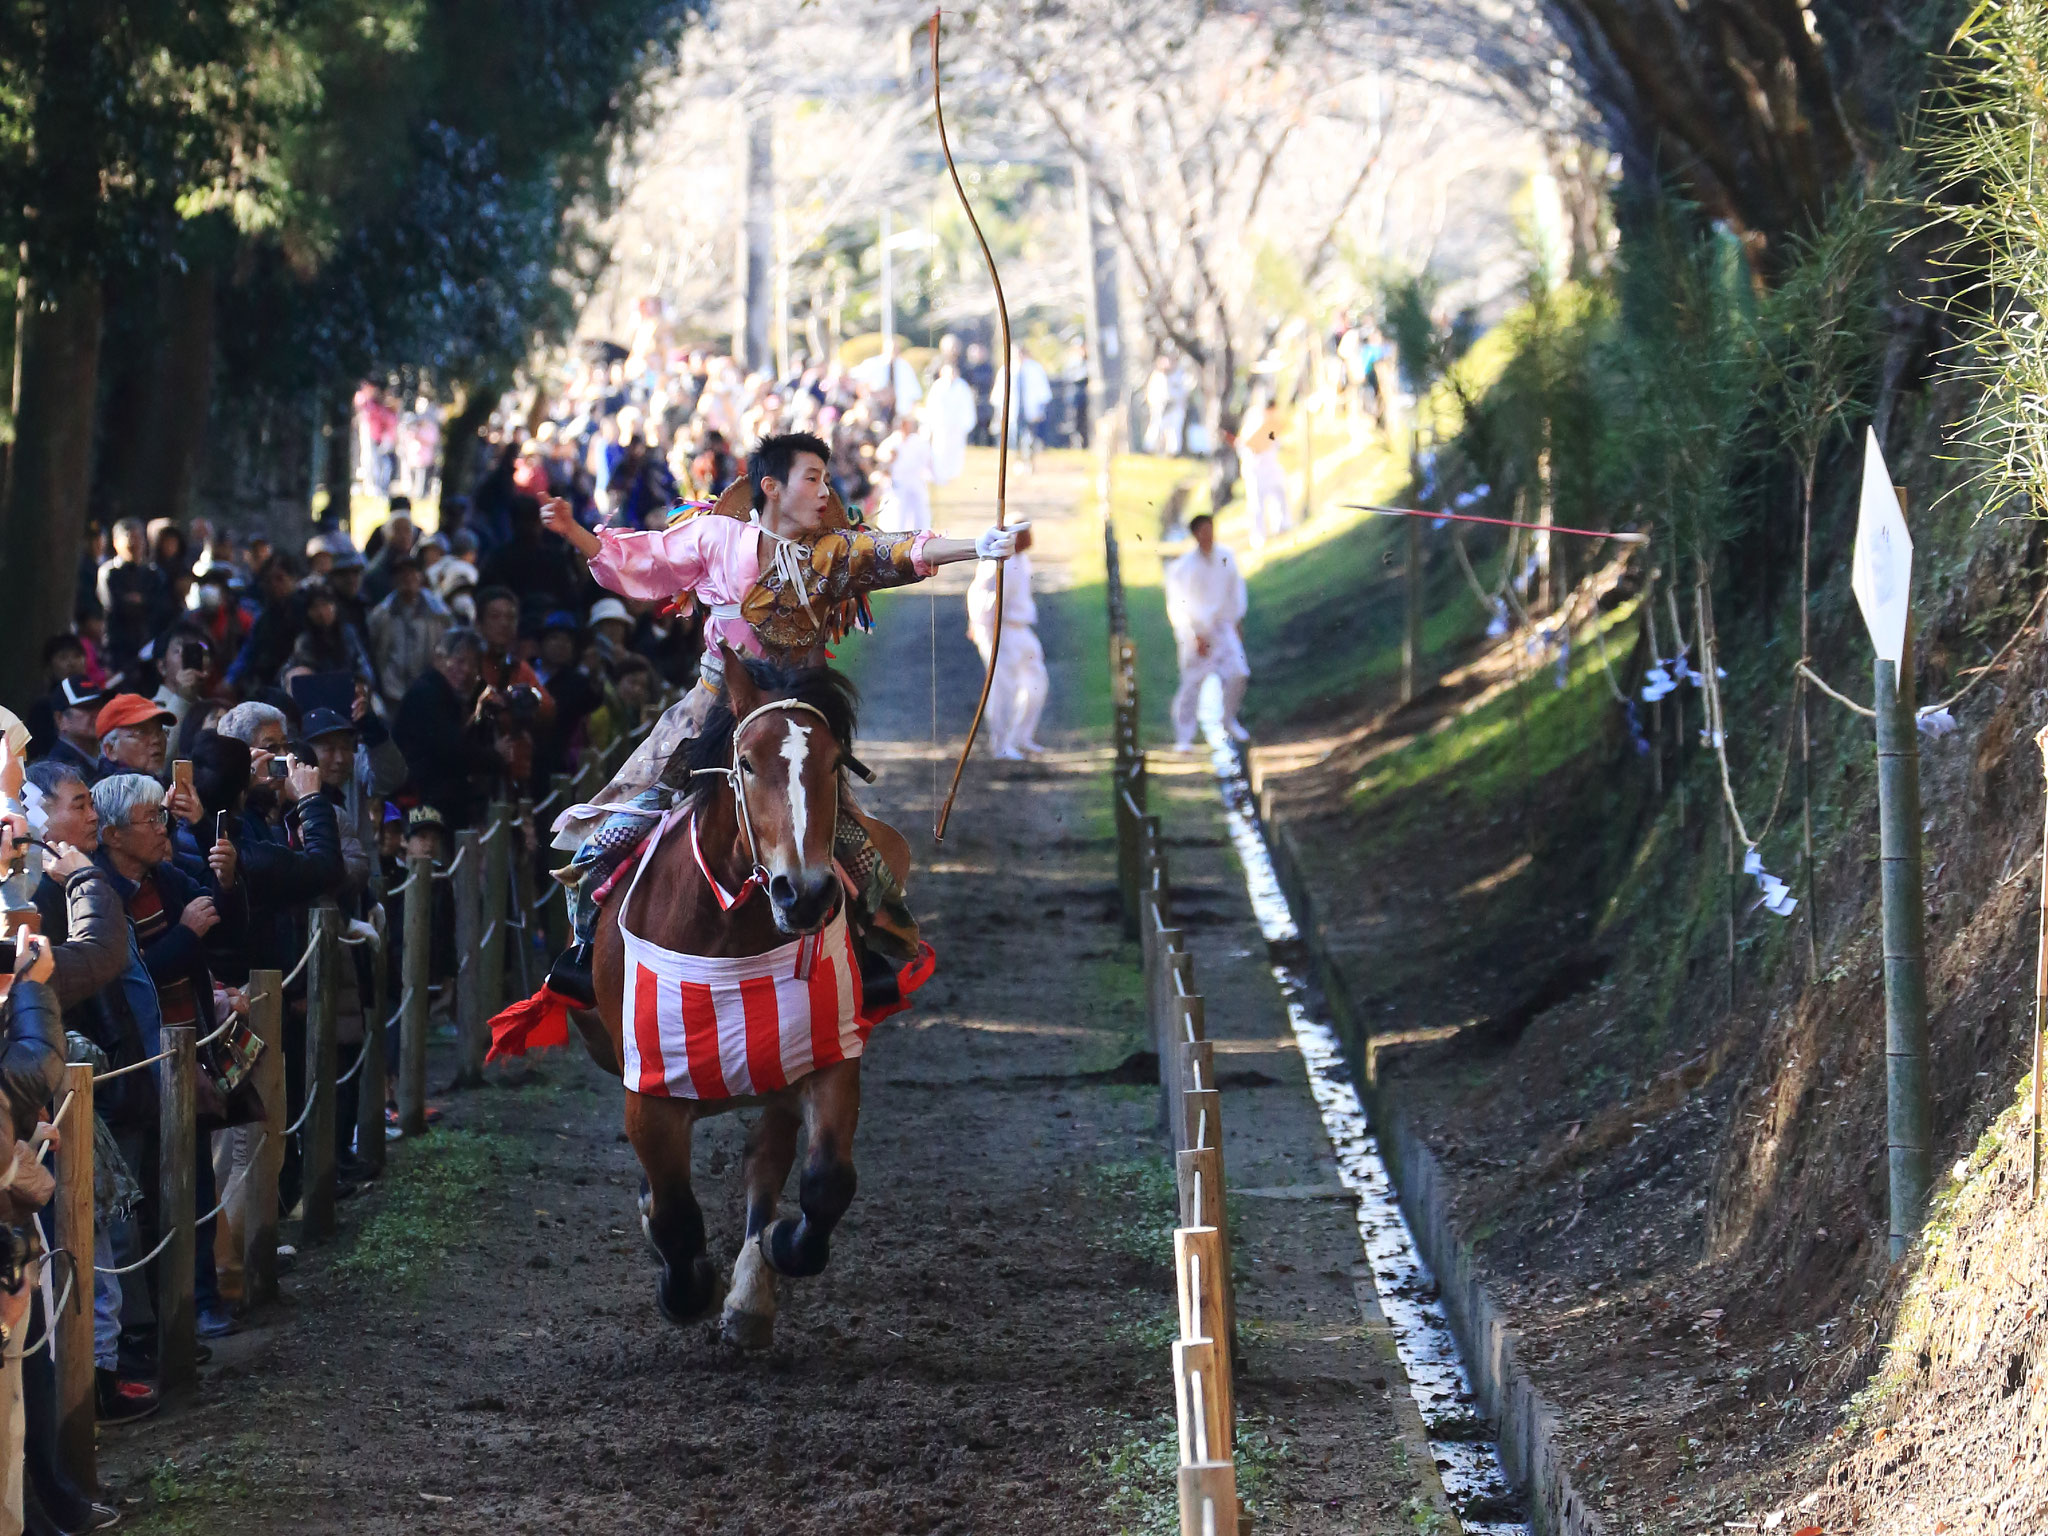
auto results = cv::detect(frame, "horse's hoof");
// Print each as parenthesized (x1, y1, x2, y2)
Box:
(656, 1258, 717, 1327)
(719, 1309, 775, 1351)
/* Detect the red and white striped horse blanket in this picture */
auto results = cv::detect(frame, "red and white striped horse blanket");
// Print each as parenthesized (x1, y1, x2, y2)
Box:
(616, 815, 869, 1099)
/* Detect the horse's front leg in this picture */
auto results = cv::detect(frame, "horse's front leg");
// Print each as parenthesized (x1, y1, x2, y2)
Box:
(625, 1091, 716, 1326)
(764, 1059, 862, 1279)
(720, 1098, 802, 1349)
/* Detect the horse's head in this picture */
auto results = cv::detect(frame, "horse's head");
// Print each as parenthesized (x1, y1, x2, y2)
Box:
(717, 645, 848, 934)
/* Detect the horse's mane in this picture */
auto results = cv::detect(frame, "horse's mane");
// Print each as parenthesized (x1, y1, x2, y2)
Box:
(666, 659, 860, 809)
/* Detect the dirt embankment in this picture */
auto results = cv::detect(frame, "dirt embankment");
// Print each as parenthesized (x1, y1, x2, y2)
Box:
(1248, 473, 2048, 1531)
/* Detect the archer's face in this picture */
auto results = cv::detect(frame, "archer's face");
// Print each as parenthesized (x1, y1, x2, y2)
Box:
(766, 453, 831, 534)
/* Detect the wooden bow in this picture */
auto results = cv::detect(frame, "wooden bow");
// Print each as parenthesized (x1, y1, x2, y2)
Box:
(930, 8, 1011, 842)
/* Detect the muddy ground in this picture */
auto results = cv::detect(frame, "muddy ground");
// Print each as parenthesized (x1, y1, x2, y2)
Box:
(98, 454, 1441, 1535)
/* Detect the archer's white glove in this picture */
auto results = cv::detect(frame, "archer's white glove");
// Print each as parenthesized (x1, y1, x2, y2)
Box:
(975, 519, 1030, 560)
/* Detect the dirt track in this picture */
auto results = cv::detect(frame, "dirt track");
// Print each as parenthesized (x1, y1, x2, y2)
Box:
(101, 451, 1438, 1534)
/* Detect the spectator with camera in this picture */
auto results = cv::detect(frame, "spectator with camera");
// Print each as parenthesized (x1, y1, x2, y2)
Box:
(89, 774, 243, 1340)
(394, 629, 513, 830)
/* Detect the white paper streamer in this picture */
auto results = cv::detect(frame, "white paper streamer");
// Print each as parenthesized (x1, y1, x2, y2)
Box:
(1741, 846, 1798, 917)
(1916, 706, 1958, 739)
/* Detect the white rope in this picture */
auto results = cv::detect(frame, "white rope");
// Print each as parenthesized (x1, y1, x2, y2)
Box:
(32, 1092, 75, 1166)
(1795, 660, 1876, 720)
(18, 1266, 75, 1359)
(479, 922, 499, 950)
(335, 1043, 372, 1085)
(96, 1224, 176, 1277)
(386, 870, 419, 896)
(284, 1086, 319, 1138)
(532, 883, 562, 912)
(533, 787, 565, 815)
(195, 1135, 265, 1226)
(197, 1014, 236, 1049)
(433, 845, 470, 881)
(336, 928, 374, 947)
(280, 931, 321, 989)
(92, 1044, 175, 1084)
(480, 819, 508, 846)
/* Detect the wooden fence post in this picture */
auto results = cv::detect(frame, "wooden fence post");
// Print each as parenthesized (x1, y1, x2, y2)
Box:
(54, 1061, 93, 1492)
(510, 796, 538, 1001)
(157, 1025, 197, 1393)
(482, 800, 511, 1025)
(1174, 1224, 1234, 1447)
(243, 969, 285, 1306)
(356, 939, 387, 1178)
(400, 855, 432, 1137)
(544, 774, 573, 958)
(301, 907, 339, 1242)
(452, 828, 484, 1087)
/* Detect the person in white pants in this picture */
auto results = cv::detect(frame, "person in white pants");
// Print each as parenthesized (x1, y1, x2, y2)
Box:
(1242, 405, 1289, 549)
(968, 552, 1049, 760)
(1165, 514, 1249, 749)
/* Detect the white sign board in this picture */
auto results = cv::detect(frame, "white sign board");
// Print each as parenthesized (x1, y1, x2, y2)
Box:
(1851, 427, 1912, 664)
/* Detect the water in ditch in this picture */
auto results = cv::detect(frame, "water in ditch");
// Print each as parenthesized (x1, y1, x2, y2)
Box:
(1195, 702, 1529, 1534)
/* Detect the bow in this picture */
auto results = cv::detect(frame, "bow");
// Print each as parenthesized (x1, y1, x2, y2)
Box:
(930, 7, 1011, 842)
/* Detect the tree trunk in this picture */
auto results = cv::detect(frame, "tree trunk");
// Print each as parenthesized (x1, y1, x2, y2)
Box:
(114, 262, 218, 530)
(0, 272, 103, 702)
(1073, 157, 1126, 425)
(736, 97, 774, 373)
(437, 385, 495, 523)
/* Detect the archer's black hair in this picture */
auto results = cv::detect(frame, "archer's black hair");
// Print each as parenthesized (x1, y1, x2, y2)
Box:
(667, 659, 859, 805)
(749, 432, 833, 512)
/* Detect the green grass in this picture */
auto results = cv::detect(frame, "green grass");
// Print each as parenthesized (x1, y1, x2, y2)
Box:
(1089, 1152, 1179, 1268)
(1093, 1410, 1291, 1535)
(1346, 599, 1637, 808)
(334, 1127, 511, 1287)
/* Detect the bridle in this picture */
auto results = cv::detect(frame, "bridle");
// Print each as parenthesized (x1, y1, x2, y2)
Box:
(691, 698, 837, 894)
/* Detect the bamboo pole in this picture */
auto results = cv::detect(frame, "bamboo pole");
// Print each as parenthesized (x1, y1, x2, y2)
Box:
(243, 969, 285, 1306)
(399, 855, 432, 1137)
(1876, 621, 1931, 1258)
(157, 1025, 197, 1392)
(53, 1061, 93, 1491)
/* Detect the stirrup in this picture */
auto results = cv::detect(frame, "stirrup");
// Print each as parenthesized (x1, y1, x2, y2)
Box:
(546, 942, 596, 1009)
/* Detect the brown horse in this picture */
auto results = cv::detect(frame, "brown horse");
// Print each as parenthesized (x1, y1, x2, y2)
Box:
(582, 649, 899, 1347)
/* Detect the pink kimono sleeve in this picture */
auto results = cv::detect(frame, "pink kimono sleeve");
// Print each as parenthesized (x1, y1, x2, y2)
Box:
(588, 521, 715, 602)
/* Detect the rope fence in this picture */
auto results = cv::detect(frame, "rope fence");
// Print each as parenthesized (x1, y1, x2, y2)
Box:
(32, 691, 688, 1489)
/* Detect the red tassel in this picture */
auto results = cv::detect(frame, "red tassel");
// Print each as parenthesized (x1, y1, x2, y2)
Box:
(486, 984, 575, 1063)
(856, 941, 938, 1030)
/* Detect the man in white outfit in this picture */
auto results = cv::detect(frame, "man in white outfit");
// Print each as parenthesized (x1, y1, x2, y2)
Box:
(968, 551, 1049, 760)
(876, 409, 937, 532)
(925, 362, 978, 484)
(1165, 513, 1249, 749)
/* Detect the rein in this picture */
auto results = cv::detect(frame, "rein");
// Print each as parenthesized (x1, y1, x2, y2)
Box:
(690, 697, 836, 895)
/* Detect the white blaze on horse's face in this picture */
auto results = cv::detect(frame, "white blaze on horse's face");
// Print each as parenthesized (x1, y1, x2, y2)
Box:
(744, 708, 838, 935)
(781, 723, 811, 854)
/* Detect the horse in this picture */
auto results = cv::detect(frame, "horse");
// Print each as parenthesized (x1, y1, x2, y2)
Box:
(579, 647, 904, 1347)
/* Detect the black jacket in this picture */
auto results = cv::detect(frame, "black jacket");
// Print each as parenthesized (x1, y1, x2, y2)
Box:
(31, 870, 156, 1130)
(0, 979, 67, 1142)
(395, 667, 501, 828)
